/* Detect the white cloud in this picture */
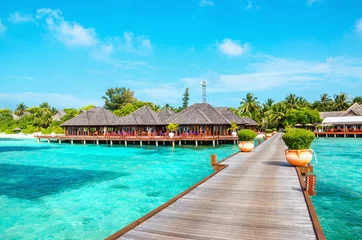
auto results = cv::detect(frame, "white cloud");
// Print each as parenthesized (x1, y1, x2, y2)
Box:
(0, 92, 103, 109)
(36, 8, 98, 47)
(200, 0, 214, 7)
(8, 12, 35, 24)
(123, 31, 152, 55)
(356, 18, 362, 34)
(0, 19, 7, 33)
(218, 39, 249, 56)
(245, 0, 260, 11)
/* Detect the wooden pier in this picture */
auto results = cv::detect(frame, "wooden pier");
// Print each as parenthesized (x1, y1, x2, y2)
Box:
(107, 134, 325, 240)
(314, 131, 362, 138)
(36, 135, 239, 147)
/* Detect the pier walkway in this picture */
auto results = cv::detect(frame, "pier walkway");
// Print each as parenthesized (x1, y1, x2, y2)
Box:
(109, 133, 320, 240)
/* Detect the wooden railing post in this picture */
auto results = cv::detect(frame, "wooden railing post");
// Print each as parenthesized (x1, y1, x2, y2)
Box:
(305, 173, 316, 196)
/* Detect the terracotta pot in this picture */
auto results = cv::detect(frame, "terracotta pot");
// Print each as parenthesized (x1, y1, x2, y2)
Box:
(238, 141, 254, 152)
(284, 149, 313, 166)
(266, 133, 272, 139)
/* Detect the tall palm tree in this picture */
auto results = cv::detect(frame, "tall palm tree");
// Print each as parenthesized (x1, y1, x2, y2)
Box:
(268, 102, 288, 127)
(284, 94, 298, 109)
(15, 102, 27, 116)
(333, 92, 350, 111)
(238, 93, 260, 116)
(319, 93, 332, 111)
(352, 96, 362, 105)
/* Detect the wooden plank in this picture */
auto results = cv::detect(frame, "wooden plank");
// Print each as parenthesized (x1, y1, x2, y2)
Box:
(108, 133, 323, 239)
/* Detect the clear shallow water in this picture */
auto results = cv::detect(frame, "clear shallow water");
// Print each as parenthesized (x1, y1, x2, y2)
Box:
(0, 138, 238, 239)
(312, 138, 362, 240)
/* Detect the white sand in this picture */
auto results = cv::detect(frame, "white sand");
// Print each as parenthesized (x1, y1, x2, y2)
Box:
(0, 133, 35, 139)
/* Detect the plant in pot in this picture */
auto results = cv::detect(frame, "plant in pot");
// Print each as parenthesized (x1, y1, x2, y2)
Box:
(282, 129, 315, 167)
(228, 121, 238, 137)
(265, 129, 273, 139)
(272, 127, 277, 135)
(237, 129, 257, 152)
(166, 122, 179, 138)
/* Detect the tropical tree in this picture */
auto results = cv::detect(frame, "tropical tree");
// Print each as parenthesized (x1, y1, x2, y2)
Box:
(352, 96, 362, 105)
(284, 94, 298, 110)
(268, 102, 288, 127)
(238, 93, 260, 116)
(182, 88, 190, 110)
(103, 87, 136, 111)
(15, 102, 27, 116)
(333, 92, 350, 111)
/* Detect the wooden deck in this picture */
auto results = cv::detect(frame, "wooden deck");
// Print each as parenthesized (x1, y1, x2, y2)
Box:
(108, 134, 322, 240)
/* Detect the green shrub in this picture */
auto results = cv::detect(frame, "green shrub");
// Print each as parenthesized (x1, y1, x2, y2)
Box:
(265, 129, 273, 133)
(282, 129, 315, 150)
(166, 122, 179, 132)
(284, 126, 292, 133)
(238, 129, 257, 141)
(272, 128, 277, 132)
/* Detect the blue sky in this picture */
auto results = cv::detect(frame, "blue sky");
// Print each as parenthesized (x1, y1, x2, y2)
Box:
(1, 0, 362, 110)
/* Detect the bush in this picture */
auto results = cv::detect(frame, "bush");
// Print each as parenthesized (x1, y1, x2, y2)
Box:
(284, 126, 292, 133)
(166, 122, 179, 132)
(238, 129, 257, 141)
(282, 129, 315, 150)
(265, 129, 273, 133)
(272, 128, 277, 132)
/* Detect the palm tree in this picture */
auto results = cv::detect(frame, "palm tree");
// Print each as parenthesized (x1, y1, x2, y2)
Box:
(238, 93, 260, 116)
(15, 102, 27, 116)
(319, 93, 332, 111)
(260, 98, 274, 129)
(284, 94, 298, 109)
(268, 102, 288, 127)
(352, 96, 362, 105)
(333, 92, 350, 111)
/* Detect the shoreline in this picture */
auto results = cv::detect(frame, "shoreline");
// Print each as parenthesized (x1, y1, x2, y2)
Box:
(0, 134, 35, 139)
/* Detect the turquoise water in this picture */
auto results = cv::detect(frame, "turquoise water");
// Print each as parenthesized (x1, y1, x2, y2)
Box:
(0, 138, 238, 239)
(312, 138, 362, 240)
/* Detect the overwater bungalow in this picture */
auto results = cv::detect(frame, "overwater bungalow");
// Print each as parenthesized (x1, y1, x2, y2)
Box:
(61, 103, 258, 137)
(51, 110, 66, 121)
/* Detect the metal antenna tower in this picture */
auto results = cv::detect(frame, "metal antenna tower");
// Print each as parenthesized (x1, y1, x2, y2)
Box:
(200, 80, 207, 103)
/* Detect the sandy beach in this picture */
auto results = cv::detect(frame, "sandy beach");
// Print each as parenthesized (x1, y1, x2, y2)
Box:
(0, 133, 35, 139)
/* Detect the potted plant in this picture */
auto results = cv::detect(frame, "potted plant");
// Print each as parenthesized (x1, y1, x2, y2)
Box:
(272, 128, 277, 135)
(282, 129, 315, 166)
(237, 129, 257, 152)
(228, 121, 238, 137)
(265, 129, 273, 139)
(166, 122, 179, 138)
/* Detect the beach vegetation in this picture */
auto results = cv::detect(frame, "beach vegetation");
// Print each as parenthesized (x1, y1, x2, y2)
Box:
(282, 129, 315, 150)
(238, 129, 257, 141)
(166, 122, 179, 132)
(227, 122, 238, 132)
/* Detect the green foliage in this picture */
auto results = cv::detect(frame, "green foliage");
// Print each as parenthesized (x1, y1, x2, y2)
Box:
(182, 88, 190, 109)
(284, 126, 292, 133)
(352, 96, 362, 105)
(282, 129, 315, 150)
(228, 121, 238, 131)
(103, 87, 136, 111)
(0, 110, 16, 133)
(285, 108, 321, 126)
(79, 105, 95, 111)
(166, 122, 179, 132)
(238, 129, 257, 141)
(15, 102, 27, 116)
(265, 129, 273, 133)
(272, 128, 277, 131)
(61, 108, 78, 123)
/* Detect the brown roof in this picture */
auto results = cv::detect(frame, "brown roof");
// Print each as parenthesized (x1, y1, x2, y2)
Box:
(242, 117, 259, 126)
(164, 103, 231, 125)
(115, 106, 162, 125)
(158, 108, 175, 121)
(60, 108, 120, 126)
(319, 111, 343, 119)
(214, 107, 247, 125)
(339, 103, 362, 116)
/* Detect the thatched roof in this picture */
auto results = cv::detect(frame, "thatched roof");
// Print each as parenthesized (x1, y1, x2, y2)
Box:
(52, 110, 66, 121)
(339, 103, 362, 116)
(320, 103, 362, 119)
(214, 107, 247, 125)
(158, 108, 175, 121)
(319, 111, 343, 119)
(115, 106, 162, 125)
(164, 103, 230, 125)
(242, 117, 259, 126)
(61, 108, 120, 126)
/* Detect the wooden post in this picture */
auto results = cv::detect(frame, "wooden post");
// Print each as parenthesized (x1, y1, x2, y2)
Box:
(179, 140, 181, 146)
(163, 141, 165, 145)
(140, 141, 142, 147)
(84, 140, 86, 145)
(213, 140, 215, 147)
(172, 141, 175, 148)
(96, 140, 99, 145)
(37, 138, 40, 143)
(195, 140, 198, 147)
(110, 140, 113, 146)
(59, 139, 61, 144)
(217, 140, 219, 145)
(71, 139, 73, 144)
(305, 173, 316, 196)
(125, 140, 127, 147)
(211, 154, 217, 166)
(156, 141, 158, 147)
(47, 139, 50, 144)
